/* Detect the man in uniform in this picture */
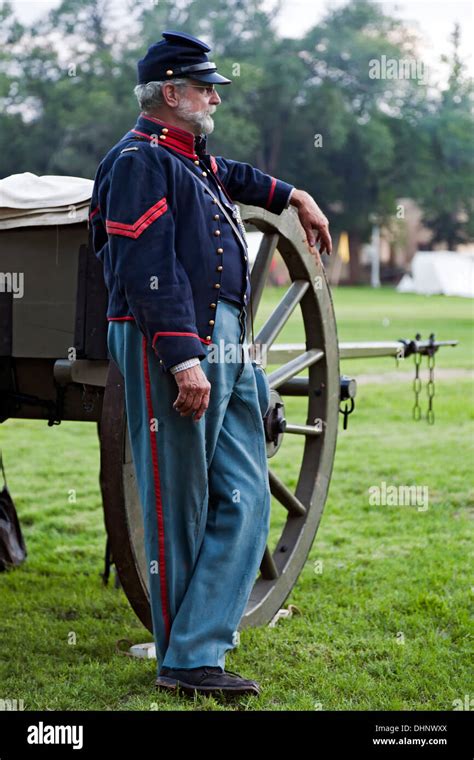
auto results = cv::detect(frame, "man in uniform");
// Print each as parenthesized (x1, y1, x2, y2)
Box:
(90, 30, 331, 698)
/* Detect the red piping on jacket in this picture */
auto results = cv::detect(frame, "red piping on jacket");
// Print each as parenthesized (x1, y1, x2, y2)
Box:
(140, 113, 194, 140)
(142, 335, 171, 643)
(106, 197, 168, 239)
(131, 128, 156, 140)
(152, 331, 212, 350)
(89, 205, 100, 220)
(132, 122, 199, 161)
(265, 177, 277, 209)
(107, 321, 210, 345)
(139, 114, 198, 160)
(132, 121, 235, 205)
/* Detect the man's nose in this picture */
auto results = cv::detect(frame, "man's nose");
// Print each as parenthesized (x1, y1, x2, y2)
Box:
(210, 89, 221, 105)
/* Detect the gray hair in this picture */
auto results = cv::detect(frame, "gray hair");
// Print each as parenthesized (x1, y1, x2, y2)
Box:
(133, 79, 189, 112)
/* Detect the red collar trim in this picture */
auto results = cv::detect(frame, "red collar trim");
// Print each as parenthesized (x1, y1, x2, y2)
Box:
(138, 113, 198, 160)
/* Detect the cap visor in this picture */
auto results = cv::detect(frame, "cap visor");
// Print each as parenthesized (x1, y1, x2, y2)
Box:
(189, 71, 232, 84)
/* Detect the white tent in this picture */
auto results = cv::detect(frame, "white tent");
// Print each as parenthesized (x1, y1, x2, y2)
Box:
(397, 251, 474, 298)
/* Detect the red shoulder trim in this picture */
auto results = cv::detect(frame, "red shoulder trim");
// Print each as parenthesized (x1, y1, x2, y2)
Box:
(210, 156, 218, 174)
(106, 197, 168, 239)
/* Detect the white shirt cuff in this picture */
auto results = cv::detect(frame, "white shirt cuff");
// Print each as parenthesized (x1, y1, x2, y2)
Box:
(169, 357, 200, 374)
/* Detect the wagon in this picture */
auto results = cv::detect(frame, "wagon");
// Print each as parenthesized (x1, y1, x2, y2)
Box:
(0, 174, 457, 633)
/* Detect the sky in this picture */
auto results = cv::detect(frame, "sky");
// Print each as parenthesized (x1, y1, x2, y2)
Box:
(8, 0, 474, 81)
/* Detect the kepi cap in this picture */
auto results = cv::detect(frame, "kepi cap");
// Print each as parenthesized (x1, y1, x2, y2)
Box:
(137, 30, 232, 85)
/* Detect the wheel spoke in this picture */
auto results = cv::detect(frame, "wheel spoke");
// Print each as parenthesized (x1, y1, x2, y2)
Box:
(267, 349, 324, 389)
(269, 469, 307, 517)
(254, 279, 310, 351)
(246, 232, 279, 333)
(260, 545, 279, 579)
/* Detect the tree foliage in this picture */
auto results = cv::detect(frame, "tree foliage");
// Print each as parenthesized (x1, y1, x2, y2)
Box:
(0, 0, 472, 272)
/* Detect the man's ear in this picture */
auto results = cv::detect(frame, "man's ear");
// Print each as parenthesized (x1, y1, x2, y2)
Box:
(161, 83, 181, 108)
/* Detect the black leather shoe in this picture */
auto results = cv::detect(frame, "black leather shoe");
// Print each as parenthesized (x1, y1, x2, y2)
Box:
(155, 665, 260, 697)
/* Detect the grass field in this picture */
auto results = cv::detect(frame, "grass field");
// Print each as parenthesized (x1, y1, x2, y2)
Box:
(0, 287, 472, 711)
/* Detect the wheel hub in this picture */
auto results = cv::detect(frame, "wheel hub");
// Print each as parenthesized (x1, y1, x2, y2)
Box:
(264, 389, 286, 457)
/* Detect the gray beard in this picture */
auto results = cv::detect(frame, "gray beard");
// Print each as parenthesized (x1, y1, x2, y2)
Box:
(175, 100, 215, 135)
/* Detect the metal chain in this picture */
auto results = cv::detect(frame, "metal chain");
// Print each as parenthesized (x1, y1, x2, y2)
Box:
(412, 341, 422, 422)
(426, 339, 436, 425)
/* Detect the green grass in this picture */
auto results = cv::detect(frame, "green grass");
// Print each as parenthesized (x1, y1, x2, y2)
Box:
(0, 286, 472, 711)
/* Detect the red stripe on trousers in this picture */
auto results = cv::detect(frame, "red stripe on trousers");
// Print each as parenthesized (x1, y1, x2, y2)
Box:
(142, 335, 171, 642)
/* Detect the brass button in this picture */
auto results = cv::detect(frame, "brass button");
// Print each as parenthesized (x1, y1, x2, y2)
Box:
(214, 283, 221, 289)
(159, 134, 167, 140)
(166, 69, 173, 75)
(214, 230, 221, 236)
(159, 359, 163, 364)
(206, 335, 211, 341)
(211, 197, 218, 203)
(210, 302, 217, 309)
(162, 128, 169, 134)
(216, 247, 224, 254)
(208, 320, 215, 326)
(244, 255, 248, 261)
(202, 171, 208, 177)
(216, 265, 223, 271)
(243, 294, 247, 302)
(194, 160, 200, 165)
(213, 214, 220, 220)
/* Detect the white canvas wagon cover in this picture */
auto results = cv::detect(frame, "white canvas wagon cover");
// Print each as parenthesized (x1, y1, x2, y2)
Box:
(0, 172, 93, 229)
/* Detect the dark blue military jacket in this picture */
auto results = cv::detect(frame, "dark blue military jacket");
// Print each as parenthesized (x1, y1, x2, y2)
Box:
(89, 113, 294, 371)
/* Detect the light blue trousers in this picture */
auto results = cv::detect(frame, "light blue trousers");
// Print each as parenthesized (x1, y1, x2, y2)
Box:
(107, 299, 271, 673)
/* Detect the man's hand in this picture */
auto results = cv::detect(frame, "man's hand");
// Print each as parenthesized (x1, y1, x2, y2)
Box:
(172, 364, 211, 421)
(290, 188, 332, 256)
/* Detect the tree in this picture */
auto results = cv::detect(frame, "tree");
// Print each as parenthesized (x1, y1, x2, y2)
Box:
(0, 1, 29, 178)
(278, 0, 430, 281)
(416, 24, 474, 250)
(1, 0, 472, 268)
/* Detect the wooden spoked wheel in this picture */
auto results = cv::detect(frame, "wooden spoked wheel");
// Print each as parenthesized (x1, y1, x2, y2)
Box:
(99, 204, 340, 633)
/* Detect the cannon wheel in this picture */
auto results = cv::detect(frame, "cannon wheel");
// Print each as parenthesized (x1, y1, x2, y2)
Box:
(99, 204, 340, 633)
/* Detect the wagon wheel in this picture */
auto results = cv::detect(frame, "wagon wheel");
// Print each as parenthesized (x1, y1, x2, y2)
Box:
(99, 204, 340, 634)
